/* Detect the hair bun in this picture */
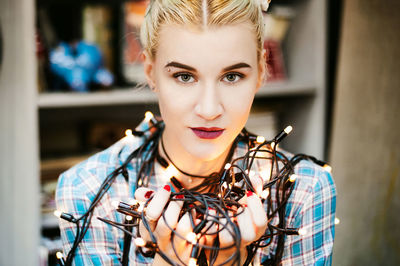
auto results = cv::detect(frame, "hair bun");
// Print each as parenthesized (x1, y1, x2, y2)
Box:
(260, 0, 271, 12)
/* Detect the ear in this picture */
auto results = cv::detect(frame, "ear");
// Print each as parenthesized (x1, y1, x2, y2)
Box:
(255, 49, 267, 92)
(142, 51, 156, 90)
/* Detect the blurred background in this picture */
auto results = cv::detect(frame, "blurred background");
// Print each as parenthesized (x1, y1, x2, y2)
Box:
(0, 0, 399, 265)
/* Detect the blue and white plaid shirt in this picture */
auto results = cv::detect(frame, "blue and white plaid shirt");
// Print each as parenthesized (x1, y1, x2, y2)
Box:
(56, 118, 336, 265)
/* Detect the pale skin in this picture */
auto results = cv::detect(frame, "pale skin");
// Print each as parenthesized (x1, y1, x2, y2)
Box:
(138, 22, 268, 265)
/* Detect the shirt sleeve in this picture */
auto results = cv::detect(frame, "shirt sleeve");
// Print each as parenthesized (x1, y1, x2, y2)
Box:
(56, 169, 123, 266)
(280, 170, 337, 265)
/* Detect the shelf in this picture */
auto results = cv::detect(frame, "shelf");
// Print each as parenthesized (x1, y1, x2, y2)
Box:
(37, 88, 158, 109)
(41, 155, 91, 181)
(37, 81, 316, 109)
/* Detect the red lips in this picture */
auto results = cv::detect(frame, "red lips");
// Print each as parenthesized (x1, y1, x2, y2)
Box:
(190, 127, 225, 139)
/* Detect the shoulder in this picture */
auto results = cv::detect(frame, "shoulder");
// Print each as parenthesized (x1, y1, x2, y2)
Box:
(55, 132, 146, 209)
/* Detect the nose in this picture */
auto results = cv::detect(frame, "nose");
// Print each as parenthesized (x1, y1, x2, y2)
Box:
(194, 81, 223, 121)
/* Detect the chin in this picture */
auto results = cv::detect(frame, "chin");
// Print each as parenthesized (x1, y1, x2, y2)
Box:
(185, 142, 227, 162)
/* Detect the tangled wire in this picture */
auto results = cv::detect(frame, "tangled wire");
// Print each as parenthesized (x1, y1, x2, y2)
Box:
(56, 114, 330, 266)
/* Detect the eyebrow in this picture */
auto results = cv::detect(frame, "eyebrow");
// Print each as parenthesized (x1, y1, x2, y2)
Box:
(164, 61, 252, 72)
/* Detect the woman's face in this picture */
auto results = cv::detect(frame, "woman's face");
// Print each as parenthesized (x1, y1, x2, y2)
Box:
(144, 23, 266, 162)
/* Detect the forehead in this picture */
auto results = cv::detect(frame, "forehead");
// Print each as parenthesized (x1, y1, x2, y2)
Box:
(155, 23, 258, 68)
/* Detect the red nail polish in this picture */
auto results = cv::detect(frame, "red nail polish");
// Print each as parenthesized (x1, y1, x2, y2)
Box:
(163, 184, 171, 192)
(175, 194, 184, 199)
(247, 190, 254, 197)
(144, 191, 154, 199)
(243, 204, 248, 208)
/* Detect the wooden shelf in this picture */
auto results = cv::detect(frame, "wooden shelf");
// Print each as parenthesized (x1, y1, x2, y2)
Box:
(37, 81, 316, 109)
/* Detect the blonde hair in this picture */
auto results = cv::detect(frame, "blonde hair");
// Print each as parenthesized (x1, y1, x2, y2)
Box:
(140, 0, 265, 61)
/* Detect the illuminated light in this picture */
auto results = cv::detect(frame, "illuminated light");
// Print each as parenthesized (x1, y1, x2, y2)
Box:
(53, 210, 62, 218)
(261, 190, 269, 199)
(323, 164, 332, 173)
(138, 204, 144, 212)
(256, 135, 266, 143)
(56, 252, 64, 259)
(165, 164, 179, 178)
(284, 126, 293, 134)
(186, 232, 197, 245)
(138, 179, 143, 186)
(260, 169, 271, 181)
(125, 129, 133, 137)
(128, 199, 139, 206)
(111, 200, 120, 209)
(188, 258, 198, 266)
(134, 237, 146, 247)
(335, 217, 340, 225)
(144, 111, 154, 122)
(270, 141, 276, 149)
(289, 174, 298, 182)
(224, 163, 231, 170)
(298, 228, 307, 236)
(126, 215, 133, 221)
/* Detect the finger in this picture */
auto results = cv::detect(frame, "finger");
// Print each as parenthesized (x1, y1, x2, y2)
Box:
(176, 212, 194, 242)
(246, 191, 267, 228)
(249, 173, 263, 196)
(134, 187, 155, 202)
(155, 195, 184, 239)
(236, 207, 256, 244)
(218, 217, 235, 247)
(145, 184, 171, 221)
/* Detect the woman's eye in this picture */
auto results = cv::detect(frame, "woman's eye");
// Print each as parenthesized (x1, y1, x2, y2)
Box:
(223, 73, 243, 83)
(174, 73, 195, 83)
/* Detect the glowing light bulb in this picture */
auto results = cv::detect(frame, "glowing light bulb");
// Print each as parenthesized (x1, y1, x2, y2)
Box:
(248, 170, 255, 178)
(323, 164, 332, 173)
(165, 164, 179, 178)
(224, 163, 231, 170)
(126, 215, 133, 221)
(138, 179, 143, 186)
(260, 169, 271, 182)
(186, 232, 197, 245)
(256, 136, 266, 143)
(261, 190, 269, 199)
(335, 217, 340, 225)
(144, 111, 154, 122)
(125, 129, 133, 137)
(111, 200, 120, 209)
(298, 228, 307, 236)
(284, 126, 293, 134)
(270, 141, 276, 149)
(128, 199, 138, 206)
(134, 237, 146, 247)
(289, 174, 298, 182)
(56, 251, 64, 259)
(188, 258, 198, 266)
(53, 210, 62, 218)
(138, 204, 144, 212)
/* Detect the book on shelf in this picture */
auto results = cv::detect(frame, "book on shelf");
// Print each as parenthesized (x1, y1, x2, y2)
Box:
(120, 1, 148, 85)
(263, 5, 295, 82)
(82, 4, 114, 72)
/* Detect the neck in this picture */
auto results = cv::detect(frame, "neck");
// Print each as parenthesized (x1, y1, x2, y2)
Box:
(159, 130, 232, 189)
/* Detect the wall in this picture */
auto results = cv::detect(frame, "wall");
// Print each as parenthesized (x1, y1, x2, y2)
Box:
(0, 0, 40, 265)
(330, 0, 400, 265)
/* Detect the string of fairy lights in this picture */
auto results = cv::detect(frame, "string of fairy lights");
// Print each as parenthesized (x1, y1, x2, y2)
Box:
(54, 111, 339, 266)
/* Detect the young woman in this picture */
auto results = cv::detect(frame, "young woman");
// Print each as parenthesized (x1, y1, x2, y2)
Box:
(56, 0, 336, 265)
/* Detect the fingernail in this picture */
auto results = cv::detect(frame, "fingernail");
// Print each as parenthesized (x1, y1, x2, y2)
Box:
(163, 184, 171, 192)
(246, 190, 254, 197)
(144, 191, 154, 199)
(175, 194, 184, 199)
(242, 204, 248, 208)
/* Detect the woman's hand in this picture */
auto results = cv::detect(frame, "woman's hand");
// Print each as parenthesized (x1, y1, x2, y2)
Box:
(204, 190, 268, 265)
(135, 186, 200, 265)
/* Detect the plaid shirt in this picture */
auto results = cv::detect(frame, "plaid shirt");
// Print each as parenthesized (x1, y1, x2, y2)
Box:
(56, 119, 336, 265)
